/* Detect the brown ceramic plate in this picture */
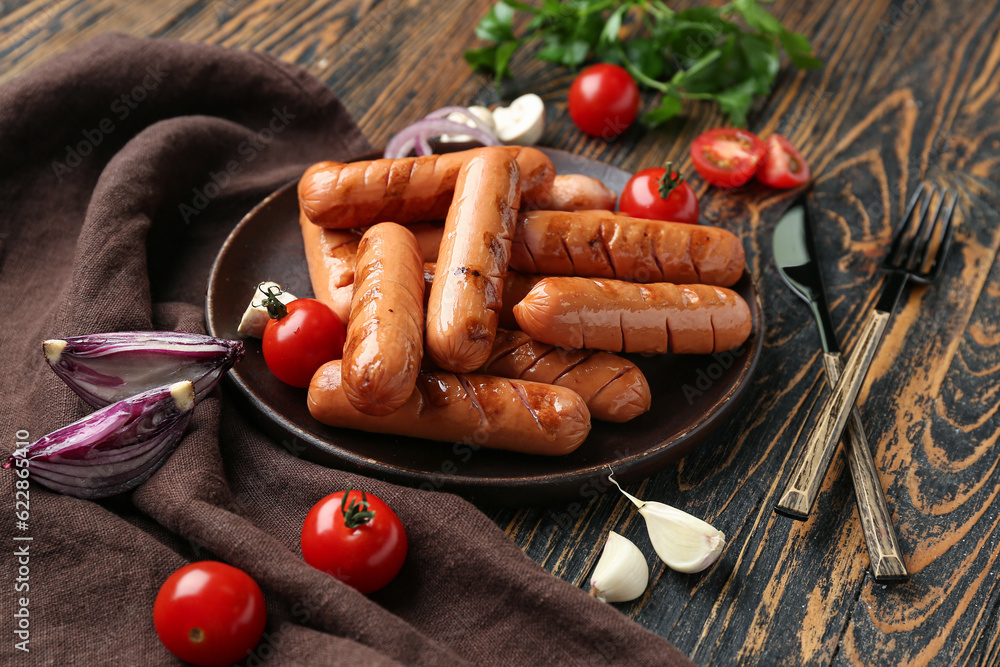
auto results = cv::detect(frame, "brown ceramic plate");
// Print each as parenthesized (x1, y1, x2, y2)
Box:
(205, 148, 763, 506)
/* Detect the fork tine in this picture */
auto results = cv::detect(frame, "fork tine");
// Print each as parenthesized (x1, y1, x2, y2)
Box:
(908, 185, 946, 273)
(883, 184, 930, 270)
(927, 188, 958, 280)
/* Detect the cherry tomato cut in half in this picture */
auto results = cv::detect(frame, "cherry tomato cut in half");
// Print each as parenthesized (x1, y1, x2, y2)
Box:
(153, 561, 267, 667)
(690, 128, 766, 188)
(568, 64, 640, 139)
(618, 164, 700, 224)
(261, 288, 346, 388)
(301, 487, 407, 595)
(757, 134, 811, 189)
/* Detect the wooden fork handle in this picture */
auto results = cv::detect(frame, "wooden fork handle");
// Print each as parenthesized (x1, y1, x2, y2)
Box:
(823, 351, 909, 581)
(776, 309, 892, 519)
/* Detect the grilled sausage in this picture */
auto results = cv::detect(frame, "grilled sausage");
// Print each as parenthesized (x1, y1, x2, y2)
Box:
(342, 223, 425, 416)
(535, 174, 617, 211)
(514, 277, 752, 354)
(479, 329, 650, 422)
(421, 263, 540, 330)
(299, 208, 360, 323)
(298, 146, 553, 228)
(509, 210, 745, 287)
(426, 148, 520, 372)
(308, 360, 591, 455)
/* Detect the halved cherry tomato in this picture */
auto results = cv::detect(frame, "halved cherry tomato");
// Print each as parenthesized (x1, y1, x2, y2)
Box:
(619, 164, 700, 224)
(153, 561, 266, 667)
(568, 64, 640, 139)
(261, 288, 345, 388)
(757, 134, 811, 189)
(690, 128, 766, 188)
(301, 487, 407, 595)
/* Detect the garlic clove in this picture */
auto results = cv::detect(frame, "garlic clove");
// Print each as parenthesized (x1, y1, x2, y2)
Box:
(610, 472, 726, 574)
(589, 531, 649, 603)
(492, 93, 545, 145)
(440, 106, 496, 142)
(238, 281, 296, 338)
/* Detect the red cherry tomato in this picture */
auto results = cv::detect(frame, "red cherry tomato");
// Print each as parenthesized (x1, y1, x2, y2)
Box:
(690, 127, 766, 187)
(757, 134, 811, 189)
(262, 294, 345, 388)
(568, 64, 640, 139)
(153, 561, 266, 667)
(301, 487, 407, 595)
(619, 164, 700, 224)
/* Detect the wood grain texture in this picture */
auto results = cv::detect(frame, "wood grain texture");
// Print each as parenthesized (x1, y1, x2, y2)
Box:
(4, 0, 1000, 664)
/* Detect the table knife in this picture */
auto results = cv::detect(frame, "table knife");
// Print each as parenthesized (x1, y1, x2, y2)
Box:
(772, 198, 908, 581)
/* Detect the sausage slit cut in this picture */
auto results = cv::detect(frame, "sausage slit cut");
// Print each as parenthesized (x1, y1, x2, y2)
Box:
(596, 224, 617, 277)
(510, 381, 545, 433)
(617, 310, 626, 351)
(548, 350, 594, 385)
(559, 235, 577, 273)
(708, 313, 718, 353)
(688, 232, 703, 283)
(651, 248, 667, 282)
(521, 345, 562, 376)
(456, 374, 490, 430)
(587, 365, 632, 403)
(663, 310, 673, 353)
(518, 238, 539, 272)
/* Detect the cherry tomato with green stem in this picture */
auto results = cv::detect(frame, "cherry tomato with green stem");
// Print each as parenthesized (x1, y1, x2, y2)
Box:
(301, 486, 408, 595)
(756, 134, 811, 189)
(153, 561, 267, 667)
(568, 64, 640, 139)
(261, 286, 345, 388)
(619, 163, 700, 224)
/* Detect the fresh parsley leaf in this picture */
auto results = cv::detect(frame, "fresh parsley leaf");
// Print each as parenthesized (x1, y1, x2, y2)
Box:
(475, 2, 517, 43)
(464, 0, 823, 126)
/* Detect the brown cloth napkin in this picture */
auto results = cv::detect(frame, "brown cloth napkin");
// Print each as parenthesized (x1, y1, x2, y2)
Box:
(0, 34, 694, 666)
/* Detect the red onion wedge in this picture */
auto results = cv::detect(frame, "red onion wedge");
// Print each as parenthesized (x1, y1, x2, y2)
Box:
(3, 381, 195, 499)
(43, 331, 244, 408)
(383, 117, 499, 159)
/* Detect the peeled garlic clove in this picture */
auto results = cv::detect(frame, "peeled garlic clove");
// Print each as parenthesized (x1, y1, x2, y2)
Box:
(440, 106, 496, 142)
(589, 531, 649, 603)
(238, 281, 296, 338)
(492, 93, 545, 145)
(610, 473, 726, 574)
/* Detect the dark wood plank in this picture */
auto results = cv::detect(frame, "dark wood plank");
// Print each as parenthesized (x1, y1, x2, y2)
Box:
(2, 0, 999, 664)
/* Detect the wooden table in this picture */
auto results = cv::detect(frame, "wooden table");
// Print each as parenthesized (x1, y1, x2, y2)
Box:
(4, 0, 998, 664)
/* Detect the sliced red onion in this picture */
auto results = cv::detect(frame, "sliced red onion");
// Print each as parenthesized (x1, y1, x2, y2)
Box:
(4, 381, 195, 499)
(383, 118, 500, 159)
(423, 106, 495, 135)
(44, 331, 244, 408)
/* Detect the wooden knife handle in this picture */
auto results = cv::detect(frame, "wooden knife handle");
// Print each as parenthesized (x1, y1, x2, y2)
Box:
(776, 309, 891, 519)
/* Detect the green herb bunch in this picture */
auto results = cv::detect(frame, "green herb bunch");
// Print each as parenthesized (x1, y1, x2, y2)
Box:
(465, 0, 823, 127)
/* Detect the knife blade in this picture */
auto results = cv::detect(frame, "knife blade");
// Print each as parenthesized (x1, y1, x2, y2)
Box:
(772, 197, 908, 581)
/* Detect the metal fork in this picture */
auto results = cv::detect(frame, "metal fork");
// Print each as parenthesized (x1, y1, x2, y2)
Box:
(777, 182, 958, 519)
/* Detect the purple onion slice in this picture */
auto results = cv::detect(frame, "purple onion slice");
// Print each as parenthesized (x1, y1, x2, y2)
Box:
(383, 118, 499, 159)
(44, 331, 244, 407)
(4, 381, 195, 499)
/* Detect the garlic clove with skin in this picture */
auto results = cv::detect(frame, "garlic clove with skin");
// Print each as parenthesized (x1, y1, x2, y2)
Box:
(238, 281, 296, 338)
(440, 106, 495, 142)
(589, 531, 649, 603)
(492, 93, 545, 145)
(609, 472, 726, 574)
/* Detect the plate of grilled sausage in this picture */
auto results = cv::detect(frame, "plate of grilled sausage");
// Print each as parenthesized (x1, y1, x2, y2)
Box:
(206, 146, 762, 505)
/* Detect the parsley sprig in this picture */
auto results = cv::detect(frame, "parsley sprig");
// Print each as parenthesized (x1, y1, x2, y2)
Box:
(464, 0, 823, 127)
